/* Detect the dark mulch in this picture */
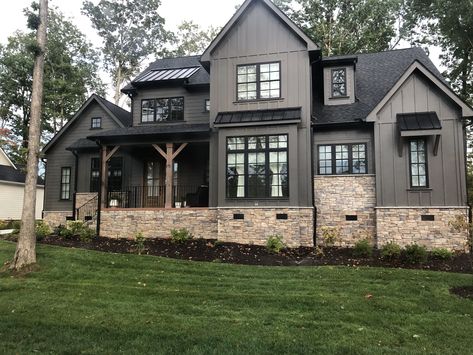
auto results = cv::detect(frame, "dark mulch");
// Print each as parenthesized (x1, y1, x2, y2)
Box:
(2, 234, 472, 273)
(450, 286, 473, 299)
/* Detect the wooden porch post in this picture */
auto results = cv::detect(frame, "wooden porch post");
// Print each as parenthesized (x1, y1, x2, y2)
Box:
(100, 145, 121, 208)
(152, 143, 188, 208)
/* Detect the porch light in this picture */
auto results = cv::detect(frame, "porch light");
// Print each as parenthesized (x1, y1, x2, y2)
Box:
(109, 199, 119, 208)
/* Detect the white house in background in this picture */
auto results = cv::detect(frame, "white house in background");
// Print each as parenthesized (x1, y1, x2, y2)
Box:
(0, 147, 44, 220)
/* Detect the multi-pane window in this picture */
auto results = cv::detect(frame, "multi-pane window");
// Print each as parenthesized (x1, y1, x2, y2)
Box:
(91, 117, 102, 129)
(205, 99, 210, 112)
(331, 68, 347, 97)
(60, 167, 71, 200)
(237, 62, 280, 101)
(318, 144, 367, 175)
(226, 135, 288, 198)
(141, 97, 184, 122)
(90, 157, 122, 192)
(409, 139, 428, 187)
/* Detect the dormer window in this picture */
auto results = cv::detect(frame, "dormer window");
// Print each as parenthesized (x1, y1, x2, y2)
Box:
(331, 68, 347, 97)
(237, 62, 280, 101)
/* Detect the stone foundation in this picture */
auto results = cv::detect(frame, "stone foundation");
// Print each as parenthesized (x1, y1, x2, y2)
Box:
(314, 175, 376, 247)
(75, 193, 98, 208)
(43, 211, 72, 227)
(100, 207, 314, 247)
(376, 207, 469, 251)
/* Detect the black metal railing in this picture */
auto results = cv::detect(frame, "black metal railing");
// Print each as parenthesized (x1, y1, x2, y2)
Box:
(76, 195, 99, 221)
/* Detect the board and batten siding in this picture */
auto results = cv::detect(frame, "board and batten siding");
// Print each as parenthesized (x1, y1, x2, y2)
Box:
(374, 72, 467, 207)
(44, 102, 122, 212)
(132, 87, 210, 126)
(0, 182, 44, 219)
(208, 0, 313, 208)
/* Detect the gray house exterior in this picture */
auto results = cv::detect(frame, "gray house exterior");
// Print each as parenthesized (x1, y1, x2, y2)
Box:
(42, 0, 473, 251)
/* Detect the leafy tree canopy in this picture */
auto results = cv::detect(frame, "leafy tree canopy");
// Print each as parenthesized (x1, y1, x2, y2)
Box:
(171, 21, 220, 57)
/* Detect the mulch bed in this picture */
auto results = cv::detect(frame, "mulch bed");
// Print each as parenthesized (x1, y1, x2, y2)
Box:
(450, 286, 473, 299)
(2, 234, 472, 273)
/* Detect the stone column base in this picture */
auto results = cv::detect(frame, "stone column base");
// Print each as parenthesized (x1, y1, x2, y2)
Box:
(43, 211, 73, 228)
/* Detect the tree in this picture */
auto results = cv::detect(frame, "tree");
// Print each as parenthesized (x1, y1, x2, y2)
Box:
(0, 6, 103, 164)
(274, 0, 414, 56)
(172, 21, 220, 57)
(82, 0, 171, 104)
(10, 0, 48, 271)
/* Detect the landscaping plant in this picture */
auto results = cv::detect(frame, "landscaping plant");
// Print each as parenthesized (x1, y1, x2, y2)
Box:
(431, 248, 454, 260)
(135, 232, 146, 255)
(266, 235, 286, 254)
(320, 226, 340, 247)
(403, 244, 428, 264)
(353, 239, 373, 258)
(35, 221, 51, 241)
(380, 241, 402, 260)
(170, 228, 192, 243)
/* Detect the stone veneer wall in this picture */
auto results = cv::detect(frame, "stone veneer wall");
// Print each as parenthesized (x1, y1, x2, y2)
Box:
(376, 207, 469, 251)
(314, 175, 376, 247)
(99, 207, 314, 247)
(75, 193, 98, 209)
(43, 211, 72, 227)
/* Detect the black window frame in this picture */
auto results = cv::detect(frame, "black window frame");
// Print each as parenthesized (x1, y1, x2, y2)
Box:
(204, 99, 210, 112)
(226, 134, 289, 199)
(140, 97, 184, 123)
(236, 61, 281, 102)
(60, 167, 71, 200)
(408, 138, 429, 188)
(331, 68, 347, 98)
(90, 158, 100, 193)
(89, 157, 123, 192)
(90, 117, 102, 129)
(317, 143, 368, 175)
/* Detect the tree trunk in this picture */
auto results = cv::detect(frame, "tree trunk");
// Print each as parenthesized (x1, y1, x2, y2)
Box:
(114, 65, 122, 105)
(11, 0, 48, 271)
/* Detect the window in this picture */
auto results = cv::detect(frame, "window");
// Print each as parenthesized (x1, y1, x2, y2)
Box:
(237, 62, 280, 101)
(90, 157, 123, 192)
(318, 144, 367, 175)
(60, 167, 71, 200)
(141, 97, 184, 122)
(91, 117, 102, 129)
(226, 135, 288, 198)
(205, 99, 210, 112)
(409, 139, 428, 188)
(331, 68, 347, 97)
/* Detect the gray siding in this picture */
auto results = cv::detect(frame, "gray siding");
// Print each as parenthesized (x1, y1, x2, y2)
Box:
(208, 0, 313, 207)
(44, 102, 121, 211)
(374, 72, 467, 206)
(132, 87, 210, 126)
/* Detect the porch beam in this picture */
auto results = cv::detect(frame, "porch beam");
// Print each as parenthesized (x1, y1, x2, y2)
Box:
(100, 146, 108, 209)
(105, 145, 120, 162)
(172, 143, 188, 160)
(152, 144, 167, 160)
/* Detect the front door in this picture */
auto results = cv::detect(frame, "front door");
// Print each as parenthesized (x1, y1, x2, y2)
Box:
(144, 161, 165, 207)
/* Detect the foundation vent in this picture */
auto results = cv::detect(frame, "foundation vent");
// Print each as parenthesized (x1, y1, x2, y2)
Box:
(421, 215, 435, 221)
(346, 215, 358, 221)
(233, 213, 245, 220)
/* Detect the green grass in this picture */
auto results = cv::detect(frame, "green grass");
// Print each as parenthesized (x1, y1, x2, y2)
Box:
(0, 241, 472, 354)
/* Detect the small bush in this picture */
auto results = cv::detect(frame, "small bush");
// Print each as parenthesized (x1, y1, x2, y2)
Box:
(170, 228, 192, 243)
(0, 220, 7, 230)
(353, 239, 373, 258)
(380, 242, 402, 260)
(135, 232, 146, 255)
(56, 224, 73, 239)
(320, 226, 340, 247)
(56, 221, 95, 242)
(35, 221, 51, 240)
(403, 244, 428, 264)
(10, 220, 21, 230)
(266, 235, 286, 254)
(431, 248, 454, 260)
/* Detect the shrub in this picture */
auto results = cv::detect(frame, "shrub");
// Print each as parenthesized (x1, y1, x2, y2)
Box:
(0, 220, 7, 230)
(403, 244, 428, 264)
(135, 232, 146, 255)
(353, 239, 373, 258)
(56, 221, 95, 242)
(170, 228, 192, 243)
(35, 221, 52, 240)
(56, 224, 73, 239)
(320, 226, 340, 247)
(10, 220, 21, 230)
(266, 235, 286, 254)
(380, 242, 402, 260)
(431, 248, 454, 260)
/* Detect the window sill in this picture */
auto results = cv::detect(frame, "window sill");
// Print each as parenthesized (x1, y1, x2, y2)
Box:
(139, 120, 186, 125)
(316, 173, 374, 177)
(90, 127, 102, 130)
(329, 96, 350, 100)
(226, 197, 290, 201)
(407, 188, 432, 192)
(233, 98, 284, 104)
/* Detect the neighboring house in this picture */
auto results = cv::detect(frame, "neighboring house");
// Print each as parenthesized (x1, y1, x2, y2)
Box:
(42, 0, 473, 251)
(0, 147, 44, 220)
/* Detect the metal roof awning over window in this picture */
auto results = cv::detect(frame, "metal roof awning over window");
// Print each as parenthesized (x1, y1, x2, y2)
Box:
(397, 112, 442, 137)
(133, 67, 200, 83)
(214, 107, 301, 126)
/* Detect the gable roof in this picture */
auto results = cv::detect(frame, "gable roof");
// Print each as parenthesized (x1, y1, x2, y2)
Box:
(200, 0, 318, 63)
(0, 165, 44, 186)
(42, 94, 131, 154)
(313, 47, 465, 125)
(0, 147, 16, 169)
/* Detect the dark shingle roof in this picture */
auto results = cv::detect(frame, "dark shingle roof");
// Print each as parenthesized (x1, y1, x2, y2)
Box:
(215, 108, 301, 125)
(397, 112, 442, 131)
(0, 165, 44, 185)
(122, 55, 209, 93)
(66, 138, 99, 151)
(314, 47, 447, 125)
(94, 95, 132, 127)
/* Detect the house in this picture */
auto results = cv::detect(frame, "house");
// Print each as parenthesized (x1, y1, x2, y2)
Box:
(0, 147, 44, 220)
(42, 0, 473, 251)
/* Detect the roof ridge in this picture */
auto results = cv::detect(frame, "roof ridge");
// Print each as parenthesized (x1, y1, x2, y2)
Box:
(325, 47, 425, 59)
(93, 94, 130, 114)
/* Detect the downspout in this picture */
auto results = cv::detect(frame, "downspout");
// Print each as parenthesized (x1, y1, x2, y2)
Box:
(72, 150, 79, 220)
(95, 140, 102, 237)
(311, 125, 317, 247)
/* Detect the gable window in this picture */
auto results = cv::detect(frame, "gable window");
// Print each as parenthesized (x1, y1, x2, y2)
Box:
(90, 157, 123, 192)
(60, 167, 71, 200)
(331, 68, 347, 97)
(409, 139, 428, 188)
(318, 143, 367, 175)
(237, 62, 280, 101)
(226, 135, 288, 198)
(205, 99, 210, 112)
(141, 97, 184, 122)
(91, 117, 102, 129)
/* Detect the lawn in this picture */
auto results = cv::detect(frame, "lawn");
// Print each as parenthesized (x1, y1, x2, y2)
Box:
(0, 240, 472, 354)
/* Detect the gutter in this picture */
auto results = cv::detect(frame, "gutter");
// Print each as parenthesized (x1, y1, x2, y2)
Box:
(71, 150, 79, 220)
